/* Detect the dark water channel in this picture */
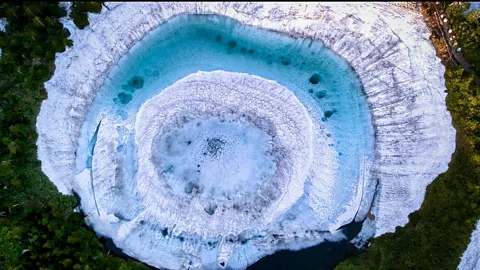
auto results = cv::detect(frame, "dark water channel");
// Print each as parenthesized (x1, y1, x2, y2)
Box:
(97, 218, 364, 270)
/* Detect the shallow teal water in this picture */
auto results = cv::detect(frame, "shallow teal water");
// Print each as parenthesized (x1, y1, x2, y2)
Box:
(78, 14, 375, 229)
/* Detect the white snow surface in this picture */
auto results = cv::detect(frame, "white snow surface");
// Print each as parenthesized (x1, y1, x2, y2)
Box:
(0, 18, 6, 58)
(459, 220, 480, 270)
(36, 2, 456, 269)
(134, 71, 317, 237)
(0, 18, 6, 32)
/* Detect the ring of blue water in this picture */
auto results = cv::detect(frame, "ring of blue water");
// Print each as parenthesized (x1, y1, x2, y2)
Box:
(77, 14, 375, 232)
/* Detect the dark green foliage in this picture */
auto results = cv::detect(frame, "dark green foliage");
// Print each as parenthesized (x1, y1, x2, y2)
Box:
(0, 3, 148, 269)
(73, 2, 103, 13)
(70, 10, 89, 29)
(70, 2, 103, 29)
(336, 2, 480, 269)
(447, 2, 480, 75)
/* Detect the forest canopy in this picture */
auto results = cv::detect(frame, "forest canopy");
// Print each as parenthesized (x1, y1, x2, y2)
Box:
(0, 2, 147, 269)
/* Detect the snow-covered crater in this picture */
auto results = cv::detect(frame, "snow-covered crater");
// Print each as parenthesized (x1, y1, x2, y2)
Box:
(36, 2, 456, 269)
(134, 71, 315, 236)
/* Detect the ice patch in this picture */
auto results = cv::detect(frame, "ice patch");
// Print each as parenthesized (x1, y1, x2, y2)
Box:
(458, 220, 480, 270)
(152, 117, 276, 200)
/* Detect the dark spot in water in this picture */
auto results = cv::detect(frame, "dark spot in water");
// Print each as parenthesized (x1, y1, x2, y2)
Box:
(326, 133, 331, 137)
(339, 152, 343, 156)
(215, 34, 222, 42)
(121, 83, 135, 93)
(161, 228, 168, 237)
(187, 140, 192, 145)
(113, 212, 129, 221)
(220, 262, 225, 267)
(315, 90, 326, 99)
(164, 165, 174, 173)
(321, 117, 327, 122)
(197, 164, 200, 168)
(279, 56, 291, 66)
(204, 203, 218, 215)
(226, 235, 237, 243)
(324, 110, 334, 118)
(140, 220, 145, 225)
(227, 40, 237, 49)
(248, 49, 254, 54)
(127, 76, 144, 89)
(240, 47, 247, 53)
(206, 138, 226, 157)
(309, 73, 321, 84)
(178, 236, 184, 242)
(184, 182, 194, 194)
(266, 54, 273, 65)
(308, 89, 314, 94)
(117, 92, 132, 104)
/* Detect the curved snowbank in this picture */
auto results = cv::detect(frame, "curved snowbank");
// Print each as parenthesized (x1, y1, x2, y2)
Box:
(459, 220, 480, 270)
(36, 2, 456, 268)
(134, 71, 315, 236)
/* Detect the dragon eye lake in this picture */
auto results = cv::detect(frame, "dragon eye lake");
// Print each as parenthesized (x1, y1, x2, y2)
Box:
(71, 14, 375, 269)
(37, 3, 456, 270)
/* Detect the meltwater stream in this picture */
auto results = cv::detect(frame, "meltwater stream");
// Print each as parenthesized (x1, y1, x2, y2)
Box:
(75, 14, 375, 269)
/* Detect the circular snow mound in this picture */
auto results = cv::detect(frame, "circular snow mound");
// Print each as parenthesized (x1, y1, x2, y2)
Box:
(135, 71, 314, 235)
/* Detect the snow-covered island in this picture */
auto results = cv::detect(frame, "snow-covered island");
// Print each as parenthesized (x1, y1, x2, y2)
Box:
(36, 2, 456, 269)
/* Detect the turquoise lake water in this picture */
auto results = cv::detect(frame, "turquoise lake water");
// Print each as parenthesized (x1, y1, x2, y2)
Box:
(76, 14, 376, 268)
